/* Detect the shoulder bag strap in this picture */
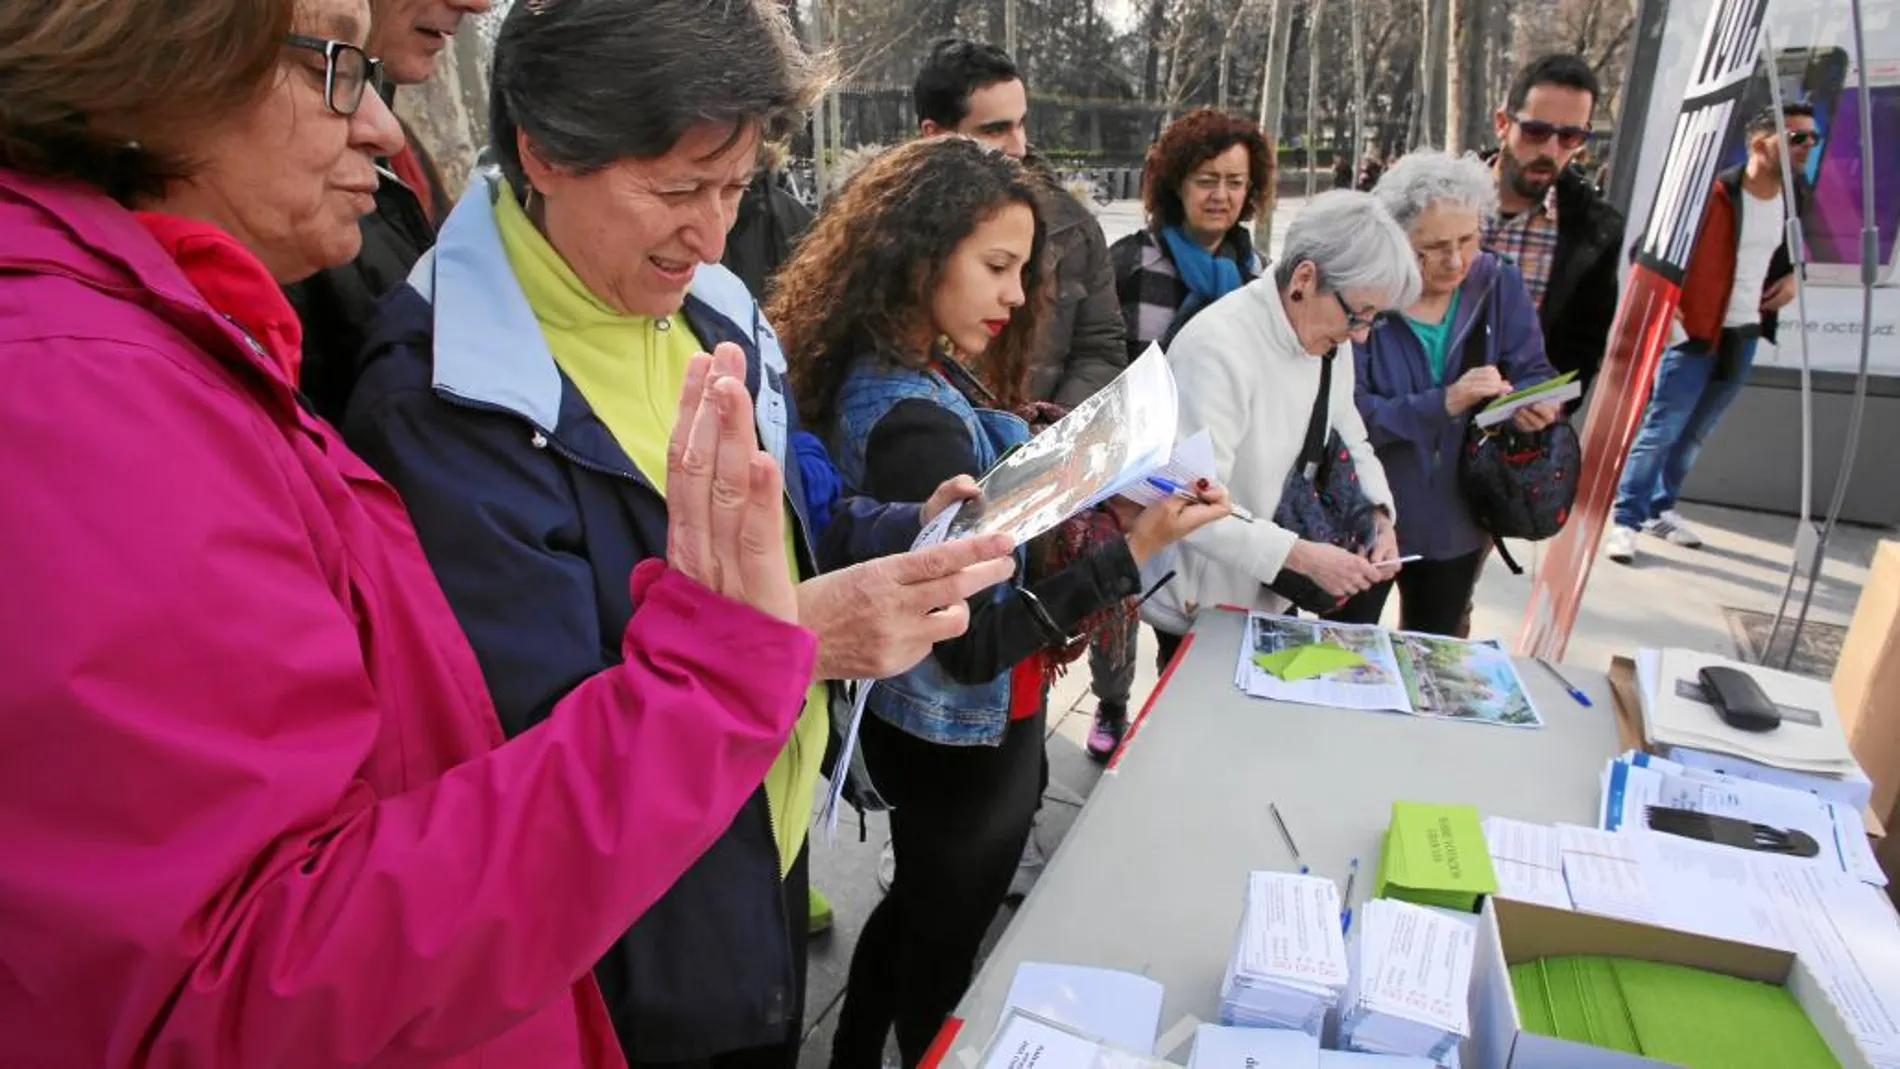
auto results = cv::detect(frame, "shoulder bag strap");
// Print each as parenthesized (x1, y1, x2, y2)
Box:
(1298, 349, 1336, 480)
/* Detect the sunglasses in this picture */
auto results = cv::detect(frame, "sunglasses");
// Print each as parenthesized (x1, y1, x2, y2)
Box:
(1333, 290, 1380, 331)
(1785, 130, 1819, 146)
(284, 33, 384, 117)
(1511, 115, 1593, 151)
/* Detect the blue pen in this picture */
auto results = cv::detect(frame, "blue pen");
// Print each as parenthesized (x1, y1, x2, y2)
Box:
(1145, 476, 1256, 523)
(1536, 658, 1594, 707)
(1341, 857, 1360, 935)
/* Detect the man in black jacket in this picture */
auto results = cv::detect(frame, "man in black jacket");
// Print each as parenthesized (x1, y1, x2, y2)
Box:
(283, 0, 491, 424)
(1484, 53, 1628, 398)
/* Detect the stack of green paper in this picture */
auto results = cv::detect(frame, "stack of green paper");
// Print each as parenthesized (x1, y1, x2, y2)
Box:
(1370, 801, 1498, 912)
(1510, 956, 1840, 1069)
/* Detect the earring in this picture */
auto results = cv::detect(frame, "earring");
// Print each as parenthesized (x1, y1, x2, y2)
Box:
(1290, 289, 1304, 302)
(523, 186, 539, 215)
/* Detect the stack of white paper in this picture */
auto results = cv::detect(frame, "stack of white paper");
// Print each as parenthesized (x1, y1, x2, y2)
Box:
(1598, 751, 1887, 885)
(1217, 871, 1351, 1034)
(1000, 963, 1165, 1054)
(1634, 648, 1865, 785)
(1481, 816, 1572, 909)
(1186, 1023, 1318, 1069)
(1336, 899, 1475, 1062)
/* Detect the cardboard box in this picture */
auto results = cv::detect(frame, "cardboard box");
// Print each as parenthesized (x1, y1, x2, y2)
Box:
(1835, 540, 1900, 833)
(1466, 897, 1871, 1069)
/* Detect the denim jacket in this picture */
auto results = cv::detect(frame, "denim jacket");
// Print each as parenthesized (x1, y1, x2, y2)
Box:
(827, 356, 1031, 747)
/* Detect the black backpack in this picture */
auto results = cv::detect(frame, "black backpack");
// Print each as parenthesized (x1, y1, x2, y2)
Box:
(1454, 293, 1582, 574)
(1267, 349, 1381, 612)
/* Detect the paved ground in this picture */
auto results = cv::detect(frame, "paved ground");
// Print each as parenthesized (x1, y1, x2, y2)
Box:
(792, 198, 1893, 1069)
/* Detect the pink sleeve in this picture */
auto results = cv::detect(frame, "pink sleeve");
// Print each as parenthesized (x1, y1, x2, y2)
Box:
(0, 341, 813, 1067)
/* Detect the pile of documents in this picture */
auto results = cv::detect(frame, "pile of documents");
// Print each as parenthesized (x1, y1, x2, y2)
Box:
(1336, 899, 1475, 1061)
(1599, 750, 1886, 885)
(999, 963, 1164, 1054)
(1510, 955, 1840, 1069)
(1188, 1024, 1438, 1069)
(1634, 647, 1871, 810)
(1217, 871, 1350, 1034)
(1236, 614, 1544, 729)
(1373, 801, 1499, 912)
(1481, 816, 1571, 910)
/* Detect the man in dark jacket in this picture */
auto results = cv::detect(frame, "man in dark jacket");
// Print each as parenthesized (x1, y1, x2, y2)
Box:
(283, 0, 491, 424)
(914, 38, 1127, 409)
(723, 155, 815, 303)
(1484, 53, 1627, 398)
(1606, 103, 1813, 565)
(912, 37, 1128, 897)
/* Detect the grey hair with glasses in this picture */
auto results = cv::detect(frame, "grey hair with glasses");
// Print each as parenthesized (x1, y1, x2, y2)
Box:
(1371, 150, 1500, 233)
(488, 0, 829, 197)
(1273, 190, 1422, 309)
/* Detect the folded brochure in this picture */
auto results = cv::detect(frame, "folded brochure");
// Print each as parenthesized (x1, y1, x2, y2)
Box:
(1473, 370, 1580, 429)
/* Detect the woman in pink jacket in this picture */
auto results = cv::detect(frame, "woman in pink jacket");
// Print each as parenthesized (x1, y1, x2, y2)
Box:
(0, 1, 1013, 1066)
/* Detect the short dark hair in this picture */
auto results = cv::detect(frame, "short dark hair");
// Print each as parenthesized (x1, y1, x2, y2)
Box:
(1506, 53, 1601, 114)
(0, 0, 292, 202)
(913, 38, 1022, 129)
(1748, 100, 1817, 135)
(1140, 108, 1274, 228)
(490, 0, 826, 197)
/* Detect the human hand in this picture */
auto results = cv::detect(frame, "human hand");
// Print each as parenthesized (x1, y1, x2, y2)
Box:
(797, 534, 1018, 680)
(1125, 480, 1233, 565)
(1446, 366, 1514, 415)
(1285, 539, 1385, 597)
(1512, 400, 1564, 433)
(1762, 274, 1797, 312)
(1367, 515, 1401, 567)
(666, 344, 797, 623)
(923, 475, 980, 525)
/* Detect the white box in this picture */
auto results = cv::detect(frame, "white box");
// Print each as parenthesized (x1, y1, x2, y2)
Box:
(1465, 897, 1871, 1069)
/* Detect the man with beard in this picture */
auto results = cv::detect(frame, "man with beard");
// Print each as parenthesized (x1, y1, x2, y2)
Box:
(1484, 54, 1626, 397)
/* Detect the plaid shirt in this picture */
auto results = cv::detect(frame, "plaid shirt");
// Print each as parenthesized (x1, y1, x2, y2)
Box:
(1484, 185, 1561, 309)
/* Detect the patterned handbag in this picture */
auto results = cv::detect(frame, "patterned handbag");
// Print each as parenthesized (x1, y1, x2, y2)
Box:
(1268, 349, 1381, 612)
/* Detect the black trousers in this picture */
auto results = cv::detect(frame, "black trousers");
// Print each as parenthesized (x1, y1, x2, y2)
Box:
(828, 708, 1046, 1069)
(627, 849, 809, 1069)
(1325, 548, 1489, 636)
(1154, 629, 1187, 677)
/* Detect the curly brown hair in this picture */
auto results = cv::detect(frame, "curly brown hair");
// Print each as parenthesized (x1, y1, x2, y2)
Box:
(770, 136, 1052, 427)
(1140, 108, 1274, 230)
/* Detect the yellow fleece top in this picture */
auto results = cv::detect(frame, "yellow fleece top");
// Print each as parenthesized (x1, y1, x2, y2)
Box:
(494, 189, 824, 874)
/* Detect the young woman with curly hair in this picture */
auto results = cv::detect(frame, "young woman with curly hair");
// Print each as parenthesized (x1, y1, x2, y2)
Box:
(1110, 108, 1275, 359)
(770, 137, 1229, 1069)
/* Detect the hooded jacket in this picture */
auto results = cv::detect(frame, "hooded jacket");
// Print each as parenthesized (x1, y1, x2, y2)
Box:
(0, 166, 815, 1069)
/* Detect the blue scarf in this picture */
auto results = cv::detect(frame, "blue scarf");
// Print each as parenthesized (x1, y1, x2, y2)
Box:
(1162, 224, 1244, 319)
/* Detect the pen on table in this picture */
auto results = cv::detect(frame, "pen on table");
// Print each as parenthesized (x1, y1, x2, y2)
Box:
(1340, 856, 1360, 935)
(1268, 802, 1308, 874)
(1145, 476, 1256, 523)
(1536, 657, 1594, 708)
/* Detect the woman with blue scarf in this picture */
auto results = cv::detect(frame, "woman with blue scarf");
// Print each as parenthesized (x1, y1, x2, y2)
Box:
(1109, 108, 1273, 360)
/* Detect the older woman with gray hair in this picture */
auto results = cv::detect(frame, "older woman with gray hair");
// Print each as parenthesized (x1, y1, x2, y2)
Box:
(1142, 190, 1420, 666)
(341, 1, 1020, 1066)
(1331, 149, 1561, 635)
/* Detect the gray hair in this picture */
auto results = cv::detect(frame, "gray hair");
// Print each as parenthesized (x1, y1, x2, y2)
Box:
(488, 0, 829, 196)
(1273, 190, 1422, 309)
(1372, 149, 1500, 233)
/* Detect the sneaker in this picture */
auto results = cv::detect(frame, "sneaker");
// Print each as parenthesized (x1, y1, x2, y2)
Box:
(1086, 701, 1128, 763)
(876, 841, 895, 894)
(1605, 525, 1639, 564)
(807, 886, 834, 936)
(1645, 510, 1704, 548)
(1008, 832, 1047, 900)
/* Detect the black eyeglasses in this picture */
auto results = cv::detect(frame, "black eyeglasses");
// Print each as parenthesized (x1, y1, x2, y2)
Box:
(1786, 130, 1820, 146)
(1333, 290, 1380, 331)
(1511, 115, 1594, 151)
(284, 34, 383, 117)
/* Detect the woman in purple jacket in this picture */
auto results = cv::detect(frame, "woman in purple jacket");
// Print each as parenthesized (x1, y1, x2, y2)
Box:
(1335, 151, 1564, 635)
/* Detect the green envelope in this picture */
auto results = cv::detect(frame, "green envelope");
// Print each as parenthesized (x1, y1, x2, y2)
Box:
(1371, 801, 1498, 911)
(1253, 642, 1368, 681)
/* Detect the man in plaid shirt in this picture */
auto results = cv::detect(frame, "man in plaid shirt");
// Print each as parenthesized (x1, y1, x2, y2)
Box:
(1482, 54, 1626, 398)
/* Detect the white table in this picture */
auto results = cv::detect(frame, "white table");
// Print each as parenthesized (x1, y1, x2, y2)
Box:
(926, 608, 1620, 1067)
